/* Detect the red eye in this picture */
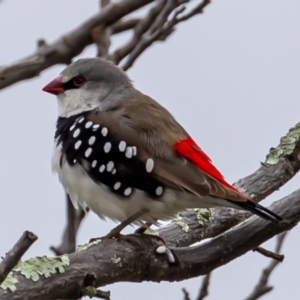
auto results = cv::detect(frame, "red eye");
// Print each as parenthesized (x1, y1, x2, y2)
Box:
(73, 76, 86, 87)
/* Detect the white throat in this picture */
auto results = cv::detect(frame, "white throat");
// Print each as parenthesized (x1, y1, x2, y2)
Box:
(57, 89, 102, 117)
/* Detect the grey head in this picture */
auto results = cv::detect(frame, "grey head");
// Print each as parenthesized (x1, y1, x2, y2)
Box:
(43, 58, 135, 117)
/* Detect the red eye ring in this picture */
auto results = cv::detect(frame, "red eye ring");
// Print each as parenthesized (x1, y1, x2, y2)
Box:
(73, 76, 86, 87)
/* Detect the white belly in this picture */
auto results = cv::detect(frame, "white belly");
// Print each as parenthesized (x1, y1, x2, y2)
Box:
(51, 143, 228, 224)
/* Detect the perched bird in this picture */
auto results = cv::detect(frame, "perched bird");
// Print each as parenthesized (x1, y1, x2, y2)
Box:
(43, 58, 282, 236)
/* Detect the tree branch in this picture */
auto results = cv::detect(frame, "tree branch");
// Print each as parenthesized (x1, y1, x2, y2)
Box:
(91, 0, 112, 58)
(245, 232, 288, 300)
(0, 0, 155, 90)
(110, 0, 167, 65)
(121, 0, 211, 71)
(0, 231, 37, 285)
(0, 190, 298, 300)
(253, 246, 284, 262)
(182, 288, 192, 300)
(196, 273, 211, 300)
(111, 18, 142, 35)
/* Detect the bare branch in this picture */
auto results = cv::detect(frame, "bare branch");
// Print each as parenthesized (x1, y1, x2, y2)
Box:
(253, 246, 284, 262)
(182, 288, 192, 300)
(111, 18, 142, 34)
(91, 0, 112, 58)
(0, 231, 37, 285)
(177, 0, 211, 21)
(82, 287, 110, 299)
(196, 273, 211, 300)
(0, 191, 298, 300)
(121, 0, 211, 70)
(0, 0, 155, 90)
(110, 0, 167, 64)
(245, 232, 288, 300)
(50, 195, 86, 255)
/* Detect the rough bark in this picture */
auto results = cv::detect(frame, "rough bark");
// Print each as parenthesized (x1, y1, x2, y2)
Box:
(0, 190, 298, 300)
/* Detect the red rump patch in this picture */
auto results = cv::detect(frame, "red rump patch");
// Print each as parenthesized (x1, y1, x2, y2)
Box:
(174, 136, 247, 196)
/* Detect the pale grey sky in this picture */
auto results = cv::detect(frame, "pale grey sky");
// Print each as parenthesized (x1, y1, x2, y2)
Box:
(1, 0, 300, 299)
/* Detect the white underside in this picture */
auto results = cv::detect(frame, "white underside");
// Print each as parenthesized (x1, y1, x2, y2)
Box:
(52, 142, 236, 224)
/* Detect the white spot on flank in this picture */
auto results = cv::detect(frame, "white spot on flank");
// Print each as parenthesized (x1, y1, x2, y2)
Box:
(78, 117, 85, 123)
(91, 160, 97, 168)
(125, 147, 133, 158)
(69, 123, 76, 131)
(156, 186, 163, 196)
(89, 136, 96, 145)
(132, 146, 137, 156)
(85, 121, 93, 128)
(107, 161, 114, 172)
(119, 141, 126, 152)
(124, 187, 132, 196)
(74, 140, 82, 149)
(112, 169, 116, 174)
(146, 158, 154, 173)
(99, 165, 105, 173)
(114, 182, 121, 190)
(104, 142, 111, 153)
(92, 124, 100, 131)
(73, 128, 80, 138)
(85, 148, 92, 157)
(73, 159, 77, 164)
(101, 127, 108, 136)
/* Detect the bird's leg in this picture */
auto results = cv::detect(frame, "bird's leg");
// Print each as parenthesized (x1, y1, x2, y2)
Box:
(89, 208, 149, 243)
(134, 220, 167, 244)
(134, 222, 153, 234)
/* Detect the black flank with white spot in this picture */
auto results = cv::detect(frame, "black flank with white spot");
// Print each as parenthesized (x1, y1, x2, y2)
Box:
(55, 112, 165, 199)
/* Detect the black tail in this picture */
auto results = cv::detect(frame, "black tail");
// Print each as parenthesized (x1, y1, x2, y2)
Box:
(229, 200, 283, 224)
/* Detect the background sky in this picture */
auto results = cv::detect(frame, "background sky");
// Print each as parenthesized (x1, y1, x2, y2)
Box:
(1, 0, 300, 299)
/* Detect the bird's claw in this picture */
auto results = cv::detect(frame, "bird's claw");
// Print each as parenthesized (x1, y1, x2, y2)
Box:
(155, 245, 176, 264)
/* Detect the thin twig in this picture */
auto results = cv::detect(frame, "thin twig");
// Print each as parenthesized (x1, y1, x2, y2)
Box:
(111, 18, 141, 34)
(95, 289, 110, 299)
(121, 0, 211, 70)
(50, 195, 86, 255)
(182, 288, 192, 300)
(253, 246, 284, 262)
(196, 273, 211, 300)
(0, 231, 37, 285)
(0, 0, 155, 90)
(92, 0, 112, 58)
(244, 232, 288, 300)
(110, 0, 167, 64)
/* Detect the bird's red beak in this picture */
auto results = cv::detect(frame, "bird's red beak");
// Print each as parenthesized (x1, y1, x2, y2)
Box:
(42, 75, 64, 95)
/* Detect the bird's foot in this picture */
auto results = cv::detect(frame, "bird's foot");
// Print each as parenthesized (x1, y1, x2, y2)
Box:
(89, 208, 149, 245)
(155, 245, 176, 264)
(134, 224, 176, 263)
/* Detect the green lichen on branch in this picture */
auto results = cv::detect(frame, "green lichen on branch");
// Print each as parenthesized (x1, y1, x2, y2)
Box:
(0, 271, 19, 292)
(266, 122, 300, 165)
(76, 239, 101, 251)
(0, 255, 69, 293)
(173, 213, 189, 232)
(82, 286, 98, 298)
(194, 208, 211, 225)
(111, 254, 122, 267)
(144, 228, 160, 236)
(14, 255, 69, 282)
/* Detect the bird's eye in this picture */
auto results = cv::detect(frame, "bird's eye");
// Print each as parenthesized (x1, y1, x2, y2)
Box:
(73, 76, 86, 87)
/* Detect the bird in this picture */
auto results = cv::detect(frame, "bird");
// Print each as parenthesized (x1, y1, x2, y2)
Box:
(42, 57, 282, 239)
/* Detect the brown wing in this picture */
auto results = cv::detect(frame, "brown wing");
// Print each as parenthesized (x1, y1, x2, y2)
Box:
(86, 92, 247, 202)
